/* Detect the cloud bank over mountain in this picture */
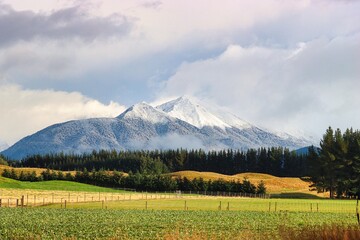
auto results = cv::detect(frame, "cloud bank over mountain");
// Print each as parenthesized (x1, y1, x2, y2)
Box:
(0, 0, 359, 145)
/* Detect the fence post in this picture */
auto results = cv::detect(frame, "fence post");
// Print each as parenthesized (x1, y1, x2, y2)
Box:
(16, 199, 19, 207)
(65, 200, 67, 209)
(357, 198, 359, 225)
(310, 203, 313, 212)
(102, 200, 104, 209)
(218, 201, 222, 211)
(0, 199, 2, 207)
(227, 202, 230, 211)
(275, 202, 277, 212)
(184, 200, 187, 211)
(317, 203, 319, 212)
(268, 202, 271, 212)
(21, 196, 24, 207)
(145, 201, 148, 210)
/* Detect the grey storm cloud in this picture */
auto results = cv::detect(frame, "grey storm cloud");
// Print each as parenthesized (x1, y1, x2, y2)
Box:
(0, 3, 133, 46)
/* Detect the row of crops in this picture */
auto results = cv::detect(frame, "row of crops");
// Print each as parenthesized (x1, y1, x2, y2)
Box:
(0, 208, 358, 239)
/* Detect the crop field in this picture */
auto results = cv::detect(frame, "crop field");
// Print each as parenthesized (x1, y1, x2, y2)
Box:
(1, 175, 359, 239)
(0, 208, 359, 239)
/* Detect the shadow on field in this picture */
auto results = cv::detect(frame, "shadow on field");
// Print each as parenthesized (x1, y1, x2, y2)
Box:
(271, 192, 323, 199)
(278, 224, 360, 240)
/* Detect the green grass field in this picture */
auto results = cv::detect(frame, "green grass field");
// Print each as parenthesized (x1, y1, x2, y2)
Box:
(47, 197, 358, 213)
(0, 176, 125, 192)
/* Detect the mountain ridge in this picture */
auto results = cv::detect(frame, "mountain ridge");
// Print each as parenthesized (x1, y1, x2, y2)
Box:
(1, 96, 315, 160)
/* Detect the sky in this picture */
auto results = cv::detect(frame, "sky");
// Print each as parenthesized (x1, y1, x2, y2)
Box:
(0, 0, 359, 147)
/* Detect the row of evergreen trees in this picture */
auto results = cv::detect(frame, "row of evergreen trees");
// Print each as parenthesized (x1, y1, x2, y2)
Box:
(308, 127, 360, 198)
(13, 147, 308, 177)
(2, 168, 266, 194)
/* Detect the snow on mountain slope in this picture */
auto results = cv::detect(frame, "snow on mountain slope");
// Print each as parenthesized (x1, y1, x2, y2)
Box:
(1, 96, 315, 160)
(157, 96, 251, 130)
(118, 102, 172, 124)
(158, 96, 230, 129)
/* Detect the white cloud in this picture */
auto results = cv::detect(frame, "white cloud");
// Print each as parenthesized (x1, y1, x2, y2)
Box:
(0, 0, 359, 144)
(0, 84, 126, 145)
(159, 34, 360, 139)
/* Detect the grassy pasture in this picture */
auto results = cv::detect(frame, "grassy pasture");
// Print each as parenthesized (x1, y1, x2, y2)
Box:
(47, 197, 358, 214)
(0, 176, 138, 207)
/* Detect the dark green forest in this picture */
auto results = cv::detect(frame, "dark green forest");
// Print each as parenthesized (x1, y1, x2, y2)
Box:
(1, 168, 266, 194)
(12, 147, 308, 177)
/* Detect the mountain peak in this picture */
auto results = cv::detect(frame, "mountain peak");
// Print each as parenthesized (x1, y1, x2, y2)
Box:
(157, 96, 254, 130)
(157, 96, 232, 129)
(117, 102, 171, 124)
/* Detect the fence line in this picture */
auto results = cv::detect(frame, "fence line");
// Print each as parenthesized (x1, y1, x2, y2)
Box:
(0, 194, 358, 215)
(0, 190, 270, 208)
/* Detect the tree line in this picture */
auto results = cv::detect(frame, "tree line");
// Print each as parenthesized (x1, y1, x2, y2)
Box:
(1, 168, 266, 194)
(308, 127, 360, 198)
(12, 147, 308, 177)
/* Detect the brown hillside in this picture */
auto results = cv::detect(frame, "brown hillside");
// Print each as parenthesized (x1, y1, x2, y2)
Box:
(168, 170, 326, 197)
(0, 165, 74, 176)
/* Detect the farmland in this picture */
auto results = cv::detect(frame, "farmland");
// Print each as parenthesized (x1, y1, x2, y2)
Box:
(0, 172, 359, 239)
(0, 208, 359, 239)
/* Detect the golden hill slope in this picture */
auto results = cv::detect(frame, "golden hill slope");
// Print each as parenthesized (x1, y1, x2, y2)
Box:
(0, 165, 74, 176)
(168, 171, 326, 197)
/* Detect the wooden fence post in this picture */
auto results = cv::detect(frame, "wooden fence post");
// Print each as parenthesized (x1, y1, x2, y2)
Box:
(268, 202, 271, 212)
(357, 198, 359, 225)
(145, 201, 148, 210)
(16, 199, 19, 207)
(218, 201, 222, 211)
(275, 202, 277, 212)
(65, 200, 67, 209)
(21, 196, 24, 207)
(0, 199, 2, 208)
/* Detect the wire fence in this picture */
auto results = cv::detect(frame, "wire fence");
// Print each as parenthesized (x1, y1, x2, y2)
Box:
(0, 191, 358, 216)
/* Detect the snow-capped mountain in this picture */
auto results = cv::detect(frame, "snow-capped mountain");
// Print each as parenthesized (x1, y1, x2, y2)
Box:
(158, 96, 252, 130)
(1, 96, 315, 160)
